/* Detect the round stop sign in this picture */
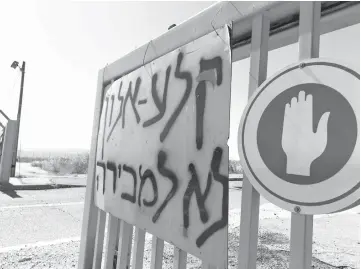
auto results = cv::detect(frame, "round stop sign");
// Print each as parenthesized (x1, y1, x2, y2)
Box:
(238, 58, 359, 215)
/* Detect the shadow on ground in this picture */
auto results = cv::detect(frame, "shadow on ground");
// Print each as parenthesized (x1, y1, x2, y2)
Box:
(227, 228, 356, 269)
(0, 188, 22, 198)
(0, 182, 84, 193)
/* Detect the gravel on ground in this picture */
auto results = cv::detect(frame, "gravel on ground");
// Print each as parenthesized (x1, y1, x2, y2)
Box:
(0, 207, 358, 269)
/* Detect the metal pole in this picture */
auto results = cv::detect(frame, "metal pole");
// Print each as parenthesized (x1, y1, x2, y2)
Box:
(289, 2, 320, 269)
(11, 61, 26, 177)
(238, 14, 270, 269)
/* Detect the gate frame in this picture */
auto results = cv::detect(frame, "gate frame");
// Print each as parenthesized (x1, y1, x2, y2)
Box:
(78, 2, 360, 269)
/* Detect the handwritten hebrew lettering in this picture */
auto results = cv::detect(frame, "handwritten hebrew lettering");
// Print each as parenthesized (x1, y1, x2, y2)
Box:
(96, 147, 225, 227)
(183, 164, 212, 232)
(96, 161, 106, 194)
(121, 164, 137, 203)
(152, 150, 179, 223)
(106, 82, 124, 142)
(109, 95, 115, 127)
(101, 97, 109, 159)
(122, 77, 142, 128)
(117, 164, 122, 189)
(143, 66, 171, 128)
(160, 52, 192, 143)
(138, 165, 158, 207)
(106, 161, 117, 194)
(195, 56, 223, 150)
(196, 147, 228, 248)
(100, 54, 223, 143)
(94, 26, 231, 268)
(138, 99, 148, 105)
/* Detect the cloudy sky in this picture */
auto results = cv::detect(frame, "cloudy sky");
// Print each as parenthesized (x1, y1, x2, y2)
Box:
(0, 1, 359, 160)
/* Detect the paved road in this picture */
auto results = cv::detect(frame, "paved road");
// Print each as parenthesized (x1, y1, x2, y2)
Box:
(0, 180, 264, 250)
(0, 188, 85, 249)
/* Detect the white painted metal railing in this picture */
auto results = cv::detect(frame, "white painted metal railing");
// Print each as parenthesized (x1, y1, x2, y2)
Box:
(78, 2, 360, 269)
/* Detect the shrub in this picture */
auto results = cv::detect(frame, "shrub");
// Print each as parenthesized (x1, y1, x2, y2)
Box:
(69, 154, 89, 174)
(31, 161, 43, 168)
(229, 160, 243, 174)
(30, 153, 89, 175)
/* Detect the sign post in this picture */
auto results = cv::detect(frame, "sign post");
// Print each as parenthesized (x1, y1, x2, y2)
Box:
(291, 3, 320, 268)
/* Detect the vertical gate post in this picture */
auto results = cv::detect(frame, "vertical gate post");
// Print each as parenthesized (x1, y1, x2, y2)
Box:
(238, 13, 270, 269)
(78, 69, 106, 269)
(290, 2, 321, 269)
(0, 120, 17, 182)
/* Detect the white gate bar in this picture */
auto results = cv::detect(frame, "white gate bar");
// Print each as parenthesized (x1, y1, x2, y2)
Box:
(104, 215, 120, 269)
(78, 69, 106, 269)
(101, 1, 280, 85)
(173, 247, 187, 269)
(92, 209, 106, 269)
(298, 2, 321, 60)
(232, 1, 360, 62)
(150, 236, 164, 269)
(116, 221, 133, 269)
(132, 228, 146, 269)
(237, 13, 270, 269)
(101, 1, 359, 86)
(289, 2, 320, 269)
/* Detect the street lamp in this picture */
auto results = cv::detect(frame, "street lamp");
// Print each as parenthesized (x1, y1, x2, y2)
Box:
(168, 24, 176, 30)
(11, 61, 19, 69)
(10, 60, 26, 177)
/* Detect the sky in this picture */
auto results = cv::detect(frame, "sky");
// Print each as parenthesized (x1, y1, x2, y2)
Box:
(0, 1, 359, 160)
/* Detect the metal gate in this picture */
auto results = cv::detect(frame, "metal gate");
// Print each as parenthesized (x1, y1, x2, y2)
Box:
(78, 2, 360, 269)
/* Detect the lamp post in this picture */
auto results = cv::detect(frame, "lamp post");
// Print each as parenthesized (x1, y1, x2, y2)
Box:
(10, 61, 26, 177)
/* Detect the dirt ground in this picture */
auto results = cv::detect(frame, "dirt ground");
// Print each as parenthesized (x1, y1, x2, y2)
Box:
(0, 204, 358, 269)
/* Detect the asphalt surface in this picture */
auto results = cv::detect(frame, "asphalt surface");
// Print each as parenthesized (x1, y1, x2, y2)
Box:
(0, 188, 85, 249)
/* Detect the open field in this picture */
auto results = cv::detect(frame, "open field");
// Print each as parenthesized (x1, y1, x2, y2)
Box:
(19, 149, 90, 159)
(18, 149, 89, 175)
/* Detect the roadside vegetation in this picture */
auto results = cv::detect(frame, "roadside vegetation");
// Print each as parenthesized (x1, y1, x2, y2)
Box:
(21, 152, 242, 175)
(229, 160, 243, 174)
(28, 153, 89, 175)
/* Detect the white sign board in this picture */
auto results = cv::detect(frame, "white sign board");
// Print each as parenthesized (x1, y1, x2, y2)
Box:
(239, 58, 360, 215)
(95, 26, 231, 267)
